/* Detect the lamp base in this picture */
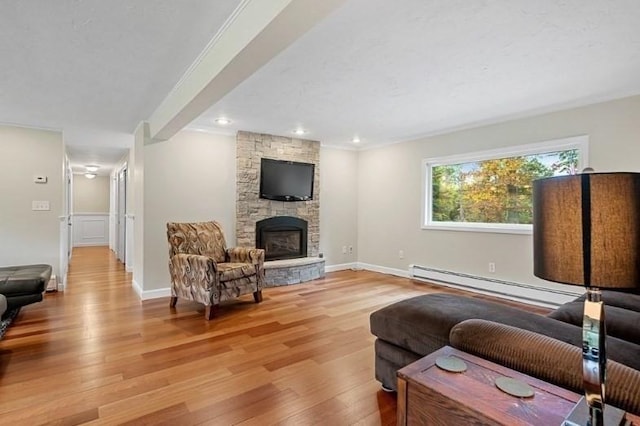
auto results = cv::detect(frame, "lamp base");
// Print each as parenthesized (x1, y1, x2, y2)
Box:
(562, 396, 627, 426)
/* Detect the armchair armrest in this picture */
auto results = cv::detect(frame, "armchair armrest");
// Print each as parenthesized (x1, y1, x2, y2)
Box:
(449, 319, 640, 415)
(168, 254, 218, 299)
(226, 247, 265, 265)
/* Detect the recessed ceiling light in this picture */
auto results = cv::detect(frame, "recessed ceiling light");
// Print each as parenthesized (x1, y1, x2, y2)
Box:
(352, 136, 361, 143)
(85, 173, 97, 179)
(85, 165, 99, 172)
(293, 128, 307, 135)
(214, 117, 231, 125)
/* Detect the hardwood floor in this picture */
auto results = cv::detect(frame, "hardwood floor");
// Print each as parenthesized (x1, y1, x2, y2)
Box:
(0, 247, 548, 425)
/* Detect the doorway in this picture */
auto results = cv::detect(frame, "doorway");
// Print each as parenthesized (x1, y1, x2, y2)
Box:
(115, 165, 127, 264)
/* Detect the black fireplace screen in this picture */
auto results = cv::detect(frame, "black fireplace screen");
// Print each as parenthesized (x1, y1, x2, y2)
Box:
(256, 216, 308, 261)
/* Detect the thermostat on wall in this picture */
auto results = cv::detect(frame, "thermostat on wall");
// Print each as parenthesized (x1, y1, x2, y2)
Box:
(34, 176, 48, 183)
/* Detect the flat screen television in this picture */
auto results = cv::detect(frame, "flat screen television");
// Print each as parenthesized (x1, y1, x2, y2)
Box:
(260, 158, 315, 202)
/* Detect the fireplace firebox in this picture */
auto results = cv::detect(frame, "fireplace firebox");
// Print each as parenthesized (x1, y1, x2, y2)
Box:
(256, 216, 308, 261)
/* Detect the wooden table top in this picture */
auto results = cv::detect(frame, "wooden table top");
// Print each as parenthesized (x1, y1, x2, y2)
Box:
(397, 346, 640, 425)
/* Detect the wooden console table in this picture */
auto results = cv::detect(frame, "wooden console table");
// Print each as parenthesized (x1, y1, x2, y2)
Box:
(397, 346, 639, 425)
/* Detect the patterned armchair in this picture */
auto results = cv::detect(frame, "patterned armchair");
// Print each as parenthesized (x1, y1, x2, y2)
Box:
(167, 221, 265, 320)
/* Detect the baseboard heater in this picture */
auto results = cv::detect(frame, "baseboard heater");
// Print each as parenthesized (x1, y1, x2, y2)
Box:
(410, 265, 582, 308)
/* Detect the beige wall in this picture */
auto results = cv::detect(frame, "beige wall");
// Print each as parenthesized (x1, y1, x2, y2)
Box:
(133, 122, 147, 289)
(320, 147, 358, 267)
(143, 130, 237, 291)
(140, 130, 361, 293)
(357, 95, 640, 290)
(0, 125, 63, 276)
(73, 175, 110, 213)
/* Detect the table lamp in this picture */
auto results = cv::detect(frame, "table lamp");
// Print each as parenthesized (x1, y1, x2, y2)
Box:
(533, 171, 640, 426)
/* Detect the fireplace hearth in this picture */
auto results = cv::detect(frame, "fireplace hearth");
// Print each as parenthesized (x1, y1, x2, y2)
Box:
(256, 216, 308, 261)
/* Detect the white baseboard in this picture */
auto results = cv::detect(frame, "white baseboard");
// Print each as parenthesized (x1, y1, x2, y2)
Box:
(357, 262, 409, 278)
(56, 272, 67, 291)
(140, 288, 171, 300)
(132, 279, 171, 300)
(73, 242, 109, 247)
(325, 262, 357, 272)
(132, 279, 142, 298)
(410, 265, 582, 308)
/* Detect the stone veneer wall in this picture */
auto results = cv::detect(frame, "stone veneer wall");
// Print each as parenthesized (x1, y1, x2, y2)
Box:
(236, 131, 320, 256)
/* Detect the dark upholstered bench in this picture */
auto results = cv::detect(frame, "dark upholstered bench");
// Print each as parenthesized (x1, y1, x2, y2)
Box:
(0, 264, 52, 316)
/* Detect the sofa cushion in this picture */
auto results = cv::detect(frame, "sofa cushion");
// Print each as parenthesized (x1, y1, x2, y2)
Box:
(572, 290, 640, 313)
(371, 293, 572, 356)
(370, 293, 640, 371)
(548, 300, 640, 345)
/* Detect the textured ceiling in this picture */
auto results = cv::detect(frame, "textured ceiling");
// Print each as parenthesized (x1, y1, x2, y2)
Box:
(0, 0, 242, 173)
(191, 0, 640, 148)
(2, 0, 640, 173)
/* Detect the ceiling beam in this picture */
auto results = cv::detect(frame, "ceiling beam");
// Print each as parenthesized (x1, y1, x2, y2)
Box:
(147, 0, 347, 142)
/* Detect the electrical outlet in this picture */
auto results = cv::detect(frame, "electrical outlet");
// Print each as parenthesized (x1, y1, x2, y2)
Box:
(32, 200, 50, 211)
(399, 250, 404, 259)
(489, 262, 496, 273)
(348, 245, 353, 254)
(342, 246, 347, 254)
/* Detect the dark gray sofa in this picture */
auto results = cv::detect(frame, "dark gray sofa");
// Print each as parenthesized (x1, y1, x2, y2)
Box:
(370, 291, 640, 393)
(0, 294, 6, 318)
(0, 264, 52, 317)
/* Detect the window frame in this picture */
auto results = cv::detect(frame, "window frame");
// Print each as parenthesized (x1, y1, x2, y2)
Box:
(422, 135, 589, 234)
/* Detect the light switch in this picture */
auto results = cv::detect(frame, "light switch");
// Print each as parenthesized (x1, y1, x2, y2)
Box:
(32, 201, 50, 211)
(34, 176, 48, 183)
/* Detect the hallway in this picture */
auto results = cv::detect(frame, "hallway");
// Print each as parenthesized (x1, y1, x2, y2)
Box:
(0, 246, 402, 425)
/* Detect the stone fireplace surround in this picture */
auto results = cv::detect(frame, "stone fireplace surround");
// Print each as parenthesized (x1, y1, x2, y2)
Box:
(236, 131, 324, 286)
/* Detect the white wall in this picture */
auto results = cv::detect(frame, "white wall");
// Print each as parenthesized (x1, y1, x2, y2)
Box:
(320, 147, 358, 268)
(73, 175, 110, 212)
(0, 125, 63, 277)
(357, 95, 640, 291)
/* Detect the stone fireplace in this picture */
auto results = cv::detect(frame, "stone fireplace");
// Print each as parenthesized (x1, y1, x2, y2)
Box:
(235, 131, 320, 255)
(236, 131, 324, 286)
(256, 216, 308, 261)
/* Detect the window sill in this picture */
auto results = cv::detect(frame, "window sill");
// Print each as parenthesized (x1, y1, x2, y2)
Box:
(422, 222, 533, 235)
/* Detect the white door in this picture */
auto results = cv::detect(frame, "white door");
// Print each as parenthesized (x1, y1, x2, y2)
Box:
(117, 167, 127, 263)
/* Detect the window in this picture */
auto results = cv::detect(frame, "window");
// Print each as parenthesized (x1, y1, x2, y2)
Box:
(423, 136, 588, 233)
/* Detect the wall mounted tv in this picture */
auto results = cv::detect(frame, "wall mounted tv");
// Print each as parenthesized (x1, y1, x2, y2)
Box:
(260, 158, 315, 202)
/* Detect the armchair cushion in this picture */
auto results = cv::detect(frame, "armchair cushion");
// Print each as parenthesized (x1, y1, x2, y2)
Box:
(167, 222, 227, 263)
(227, 247, 265, 265)
(218, 263, 257, 282)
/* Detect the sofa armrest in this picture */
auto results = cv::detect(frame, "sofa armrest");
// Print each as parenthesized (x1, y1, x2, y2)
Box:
(449, 319, 640, 416)
(226, 247, 265, 265)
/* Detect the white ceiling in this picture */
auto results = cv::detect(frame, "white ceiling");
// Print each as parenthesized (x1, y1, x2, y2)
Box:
(0, 0, 242, 174)
(191, 0, 640, 148)
(2, 0, 640, 174)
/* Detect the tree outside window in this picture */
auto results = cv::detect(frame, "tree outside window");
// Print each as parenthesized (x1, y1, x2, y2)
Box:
(424, 137, 586, 232)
